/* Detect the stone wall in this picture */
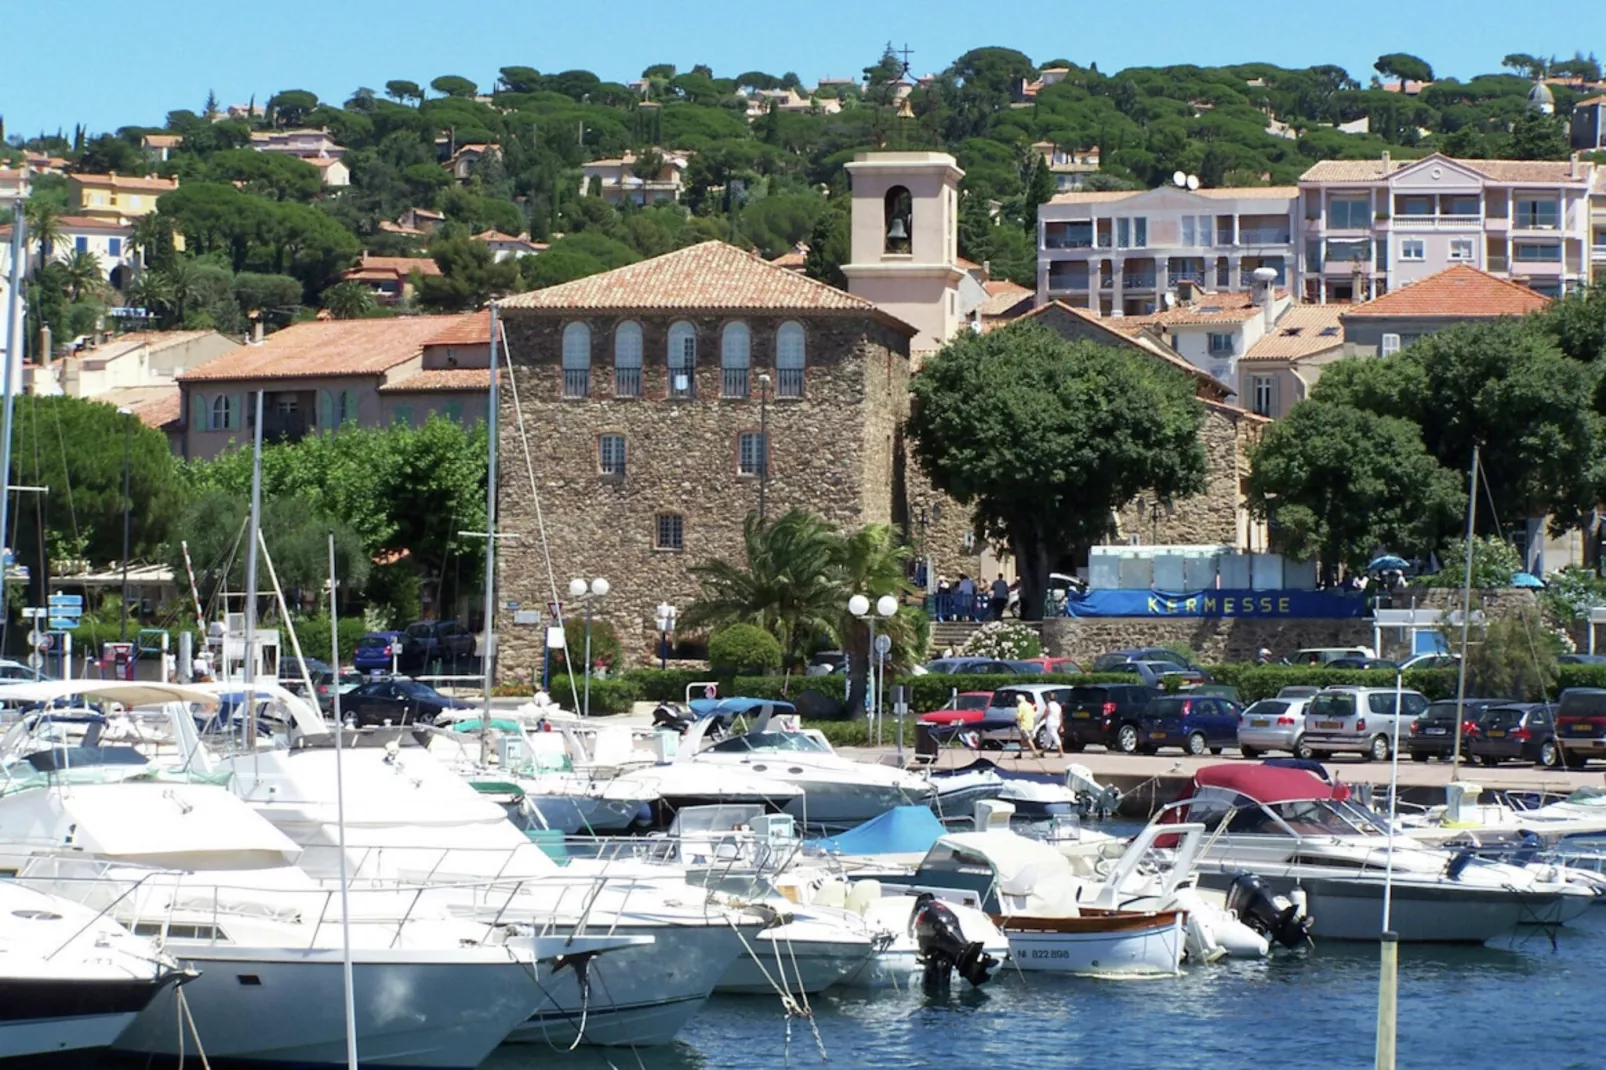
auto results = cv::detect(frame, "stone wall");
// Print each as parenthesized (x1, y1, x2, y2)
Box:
(1042, 614, 1372, 664)
(493, 310, 910, 672)
(1111, 404, 1258, 548)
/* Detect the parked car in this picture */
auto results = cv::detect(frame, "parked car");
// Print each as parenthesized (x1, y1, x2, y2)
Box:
(1014, 656, 1084, 675)
(1189, 684, 1241, 704)
(805, 651, 847, 676)
(398, 620, 476, 672)
(1301, 686, 1430, 761)
(1136, 694, 1242, 756)
(1468, 703, 1559, 768)
(1236, 695, 1315, 759)
(0, 658, 54, 683)
(1325, 657, 1399, 671)
(277, 657, 334, 697)
(1062, 683, 1162, 753)
(1559, 654, 1606, 666)
(1400, 653, 1459, 671)
(1092, 648, 1199, 672)
(976, 684, 1077, 749)
(1277, 685, 1321, 700)
(341, 677, 470, 727)
(1286, 646, 1376, 666)
(1404, 698, 1516, 762)
(1104, 660, 1210, 688)
(316, 670, 365, 715)
(923, 658, 1042, 675)
(1554, 688, 1606, 768)
(353, 631, 406, 674)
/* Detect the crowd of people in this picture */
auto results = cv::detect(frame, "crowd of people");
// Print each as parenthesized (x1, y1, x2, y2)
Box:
(931, 574, 1014, 622)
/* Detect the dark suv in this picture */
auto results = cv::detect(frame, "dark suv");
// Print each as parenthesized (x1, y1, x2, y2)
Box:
(1405, 698, 1515, 762)
(1554, 688, 1606, 768)
(1062, 683, 1161, 753)
(399, 620, 476, 672)
(1468, 703, 1559, 768)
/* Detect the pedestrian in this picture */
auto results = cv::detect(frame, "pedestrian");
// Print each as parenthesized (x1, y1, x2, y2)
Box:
(191, 649, 213, 683)
(1015, 692, 1041, 758)
(1256, 647, 1274, 665)
(1042, 693, 1064, 756)
(936, 575, 951, 621)
(990, 574, 1010, 621)
(956, 574, 975, 622)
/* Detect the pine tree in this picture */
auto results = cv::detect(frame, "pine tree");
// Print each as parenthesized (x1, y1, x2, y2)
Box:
(203, 89, 218, 120)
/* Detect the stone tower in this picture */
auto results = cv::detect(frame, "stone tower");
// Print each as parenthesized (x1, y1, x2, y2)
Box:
(842, 152, 966, 359)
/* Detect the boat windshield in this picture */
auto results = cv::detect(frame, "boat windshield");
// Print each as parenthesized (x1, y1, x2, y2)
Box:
(1226, 799, 1370, 836)
(708, 732, 830, 754)
(1563, 786, 1606, 806)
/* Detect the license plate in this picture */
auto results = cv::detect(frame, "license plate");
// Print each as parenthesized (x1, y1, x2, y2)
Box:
(1149, 732, 1167, 740)
(1250, 718, 1270, 727)
(1425, 727, 1447, 735)
(1317, 721, 1342, 729)
(1486, 729, 1506, 738)
(1073, 711, 1092, 719)
(1571, 724, 1596, 735)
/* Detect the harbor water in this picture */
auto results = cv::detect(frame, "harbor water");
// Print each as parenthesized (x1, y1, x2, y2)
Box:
(470, 908, 1606, 1070)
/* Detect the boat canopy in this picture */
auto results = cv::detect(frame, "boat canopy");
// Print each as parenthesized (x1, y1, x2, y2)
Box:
(688, 697, 797, 719)
(1188, 763, 1348, 805)
(807, 804, 945, 857)
(928, 830, 1070, 890)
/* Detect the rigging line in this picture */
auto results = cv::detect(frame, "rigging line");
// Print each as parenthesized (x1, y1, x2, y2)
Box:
(497, 322, 582, 713)
(45, 397, 80, 551)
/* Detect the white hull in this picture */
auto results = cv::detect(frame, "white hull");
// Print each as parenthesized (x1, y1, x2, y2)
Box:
(0, 1011, 139, 1058)
(509, 922, 754, 1047)
(1004, 913, 1184, 977)
(716, 925, 873, 995)
(780, 780, 931, 828)
(115, 947, 539, 1068)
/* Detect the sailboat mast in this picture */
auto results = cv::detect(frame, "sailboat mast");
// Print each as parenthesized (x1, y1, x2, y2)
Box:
(326, 533, 359, 1070)
(480, 302, 500, 764)
(243, 389, 265, 748)
(0, 212, 26, 632)
(1450, 445, 1479, 777)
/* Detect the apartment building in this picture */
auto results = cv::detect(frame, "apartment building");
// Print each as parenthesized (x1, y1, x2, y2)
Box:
(1296, 152, 1598, 302)
(1036, 185, 1298, 316)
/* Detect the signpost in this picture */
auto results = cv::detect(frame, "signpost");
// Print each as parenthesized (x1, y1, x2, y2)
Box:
(47, 593, 83, 634)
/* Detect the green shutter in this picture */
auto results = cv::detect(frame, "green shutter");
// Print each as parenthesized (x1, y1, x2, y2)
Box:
(393, 404, 413, 427)
(341, 390, 357, 426)
(320, 390, 334, 431)
(190, 392, 206, 431)
(231, 393, 245, 431)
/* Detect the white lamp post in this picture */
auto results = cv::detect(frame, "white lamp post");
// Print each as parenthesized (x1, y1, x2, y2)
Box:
(655, 602, 677, 670)
(568, 577, 609, 715)
(851, 593, 899, 729)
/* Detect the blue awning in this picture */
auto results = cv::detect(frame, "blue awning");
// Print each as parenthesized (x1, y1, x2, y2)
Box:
(806, 805, 945, 857)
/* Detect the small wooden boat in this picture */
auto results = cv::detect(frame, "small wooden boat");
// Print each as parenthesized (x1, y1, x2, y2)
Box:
(994, 908, 1186, 977)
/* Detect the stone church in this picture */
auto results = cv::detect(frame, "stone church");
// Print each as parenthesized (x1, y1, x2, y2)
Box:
(491, 152, 1261, 669)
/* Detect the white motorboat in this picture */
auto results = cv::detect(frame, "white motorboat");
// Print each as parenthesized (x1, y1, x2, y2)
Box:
(0, 881, 181, 1060)
(674, 701, 935, 827)
(1163, 763, 1596, 942)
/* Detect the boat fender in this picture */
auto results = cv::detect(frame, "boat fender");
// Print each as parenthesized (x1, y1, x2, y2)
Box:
(1288, 886, 1308, 921)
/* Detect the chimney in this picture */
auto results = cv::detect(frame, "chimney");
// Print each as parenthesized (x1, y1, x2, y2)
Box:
(252, 320, 265, 345)
(1253, 266, 1278, 332)
(1380, 150, 1390, 173)
(1571, 151, 1581, 179)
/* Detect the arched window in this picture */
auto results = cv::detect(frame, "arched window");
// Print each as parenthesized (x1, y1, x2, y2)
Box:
(561, 322, 591, 397)
(667, 321, 696, 399)
(613, 321, 643, 397)
(884, 185, 912, 254)
(720, 322, 750, 398)
(211, 394, 234, 431)
(775, 322, 805, 398)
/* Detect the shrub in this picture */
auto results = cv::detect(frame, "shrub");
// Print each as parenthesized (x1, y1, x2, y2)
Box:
(549, 616, 624, 675)
(291, 614, 370, 665)
(708, 624, 783, 676)
(958, 621, 1042, 660)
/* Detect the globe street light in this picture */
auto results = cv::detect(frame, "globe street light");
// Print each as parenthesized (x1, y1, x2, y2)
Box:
(568, 577, 609, 716)
(851, 592, 899, 728)
(655, 602, 677, 670)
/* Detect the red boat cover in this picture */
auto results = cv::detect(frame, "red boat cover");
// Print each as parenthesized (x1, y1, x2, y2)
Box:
(1188, 763, 1349, 804)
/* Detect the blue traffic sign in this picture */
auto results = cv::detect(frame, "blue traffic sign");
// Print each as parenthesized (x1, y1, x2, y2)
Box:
(47, 594, 84, 609)
(48, 618, 77, 631)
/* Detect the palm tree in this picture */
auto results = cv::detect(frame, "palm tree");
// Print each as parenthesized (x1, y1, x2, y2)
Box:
(829, 523, 918, 716)
(129, 213, 171, 269)
(681, 509, 842, 669)
(22, 200, 65, 262)
(124, 270, 173, 320)
(162, 257, 204, 324)
(322, 280, 376, 320)
(61, 249, 106, 301)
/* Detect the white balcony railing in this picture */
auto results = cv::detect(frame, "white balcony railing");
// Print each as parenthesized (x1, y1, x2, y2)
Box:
(1393, 213, 1481, 228)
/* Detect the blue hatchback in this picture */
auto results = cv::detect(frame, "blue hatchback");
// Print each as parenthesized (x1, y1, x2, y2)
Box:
(352, 631, 406, 673)
(1138, 694, 1242, 756)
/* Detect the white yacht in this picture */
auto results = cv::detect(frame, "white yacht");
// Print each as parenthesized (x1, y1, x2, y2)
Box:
(1161, 764, 1596, 942)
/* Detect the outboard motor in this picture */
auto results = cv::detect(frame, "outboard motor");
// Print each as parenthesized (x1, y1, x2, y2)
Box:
(651, 703, 695, 734)
(1225, 873, 1312, 950)
(910, 893, 997, 989)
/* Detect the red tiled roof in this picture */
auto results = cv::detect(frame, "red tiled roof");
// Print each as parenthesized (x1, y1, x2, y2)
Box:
(979, 280, 1034, 317)
(57, 215, 132, 232)
(378, 368, 492, 393)
(1340, 266, 1550, 319)
(96, 385, 182, 429)
(423, 310, 491, 346)
(178, 315, 474, 382)
(344, 255, 442, 281)
(1243, 305, 1346, 361)
(1301, 152, 1590, 185)
(68, 172, 178, 193)
(500, 241, 915, 333)
(1119, 290, 1278, 328)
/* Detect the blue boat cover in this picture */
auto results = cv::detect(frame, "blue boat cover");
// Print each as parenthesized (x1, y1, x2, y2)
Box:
(806, 804, 945, 856)
(687, 697, 797, 719)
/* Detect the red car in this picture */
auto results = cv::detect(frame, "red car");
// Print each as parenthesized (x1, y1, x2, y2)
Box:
(1015, 657, 1084, 675)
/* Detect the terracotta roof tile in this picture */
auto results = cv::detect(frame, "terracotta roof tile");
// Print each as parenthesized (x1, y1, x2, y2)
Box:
(1047, 185, 1297, 205)
(979, 280, 1034, 317)
(96, 385, 182, 429)
(1119, 290, 1276, 328)
(178, 316, 473, 382)
(500, 241, 915, 333)
(57, 215, 132, 232)
(1340, 265, 1550, 319)
(378, 368, 492, 393)
(1301, 153, 1590, 185)
(68, 172, 178, 193)
(422, 310, 491, 346)
(344, 255, 442, 281)
(1243, 305, 1346, 361)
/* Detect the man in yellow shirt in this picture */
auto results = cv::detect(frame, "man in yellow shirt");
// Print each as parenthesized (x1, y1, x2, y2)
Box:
(1015, 693, 1041, 758)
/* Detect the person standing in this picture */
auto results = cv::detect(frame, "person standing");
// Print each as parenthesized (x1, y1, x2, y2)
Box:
(990, 574, 1010, 621)
(1014, 692, 1041, 758)
(956, 574, 975, 622)
(1042, 694, 1064, 756)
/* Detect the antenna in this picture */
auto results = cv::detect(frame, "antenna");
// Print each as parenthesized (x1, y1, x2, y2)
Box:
(1172, 170, 1187, 188)
(1186, 174, 1200, 191)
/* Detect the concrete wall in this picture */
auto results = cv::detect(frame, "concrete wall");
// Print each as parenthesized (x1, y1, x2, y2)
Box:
(493, 310, 910, 671)
(1043, 614, 1371, 663)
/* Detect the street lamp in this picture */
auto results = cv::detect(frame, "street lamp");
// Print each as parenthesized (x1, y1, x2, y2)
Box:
(851, 593, 899, 729)
(117, 407, 134, 641)
(568, 576, 609, 716)
(655, 601, 677, 670)
(757, 372, 771, 522)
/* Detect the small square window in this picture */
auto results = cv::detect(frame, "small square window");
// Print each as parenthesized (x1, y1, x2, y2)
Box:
(1400, 239, 1425, 262)
(599, 433, 626, 476)
(654, 513, 684, 551)
(1207, 333, 1235, 356)
(738, 431, 767, 477)
(1449, 238, 1474, 262)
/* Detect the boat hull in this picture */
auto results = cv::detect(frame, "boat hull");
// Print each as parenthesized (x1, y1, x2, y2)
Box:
(781, 782, 932, 828)
(715, 931, 873, 995)
(1000, 911, 1185, 977)
(0, 977, 168, 1059)
(113, 947, 538, 1068)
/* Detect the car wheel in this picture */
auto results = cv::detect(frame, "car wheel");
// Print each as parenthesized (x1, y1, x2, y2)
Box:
(1369, 734, 1391, 762)
(1478, 755, 1499, 768)
(1240, 745, 1261, 760)
(1539, 740, 1561, 769)
(1138, 744, 1158, 756)
(1185, 732, 1208, 756)
(1292, 736, 1314, 761)
(1564, 749, 1587, 770)
(1067, 740, 1086, 753)
(1116, 724, 1140, 754)
(1410, 751, 1429, 763)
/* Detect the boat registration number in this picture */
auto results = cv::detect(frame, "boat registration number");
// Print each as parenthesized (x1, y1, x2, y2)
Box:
(1250, 718, 1270, 727)
(1028, 948, 1071, 960)
(1073, 711, 1093, 719)
(1149, 731, 1167, 740)
(1486, 729, 1506, 737)
(1425, 727, 1447, 735)
(1316, 720, 1343, 729)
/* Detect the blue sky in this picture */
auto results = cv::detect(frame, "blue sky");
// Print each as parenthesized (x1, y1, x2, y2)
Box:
(2, 0, 1598, 136)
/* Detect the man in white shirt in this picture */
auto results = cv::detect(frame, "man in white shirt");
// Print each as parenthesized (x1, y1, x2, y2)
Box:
(1041, 695, 1064, 756)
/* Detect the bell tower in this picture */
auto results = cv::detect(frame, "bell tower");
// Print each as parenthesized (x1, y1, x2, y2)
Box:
(843, 152, 966, 358)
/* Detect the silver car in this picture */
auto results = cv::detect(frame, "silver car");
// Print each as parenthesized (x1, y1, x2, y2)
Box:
(1236, 696, 1313, 759)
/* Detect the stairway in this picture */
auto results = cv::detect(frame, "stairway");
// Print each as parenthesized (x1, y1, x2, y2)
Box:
(927, 620, 1043, 657)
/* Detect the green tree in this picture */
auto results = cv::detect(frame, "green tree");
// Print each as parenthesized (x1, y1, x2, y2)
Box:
(1422, 535, 1525, 589)
(707, 624, 784, 675)
(909, 321, 1207, 618)
(23, 199, 66, 260)
(60, 249, 107, 301)
(802, 201, 849, 290)
(1374, 54, 1434, 84)
(430, 75, 478, 99)
(1449, 606, 1558, 701)
(1510, 111, 1570, 160)
(497, 66, 544, 94)
(74, 133, 144, 175)
(385, 80, 423, 105)
(415, 236, 522, 311)
(1247, 401, 1466, 581)
(322, 280, 376, 319)
(205, 148, 321, 201)
(267, 89, 320, 128)
(1026, 154, 1055, 216)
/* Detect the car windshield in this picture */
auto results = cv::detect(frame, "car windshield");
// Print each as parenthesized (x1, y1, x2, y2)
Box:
(1149, 697, 1189, 716)
(397, 681, 442, 699)
(1418, 702, 1465, 723)
(1243, 700, 1289, 718)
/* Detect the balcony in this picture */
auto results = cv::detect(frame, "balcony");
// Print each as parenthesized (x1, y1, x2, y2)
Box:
(1239, 227, 1291, 245)
(562, 368, 590, 398)
(1047, 274, 1090, 292)
(1592, 243, 1606, 262)
(1170, 269, 1206, 285)
(1393, 213, 1481, 229)
(1044, 225, 1095, 250)
(721, 368, 749, 398)
(1124, 272, 1158, 289)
